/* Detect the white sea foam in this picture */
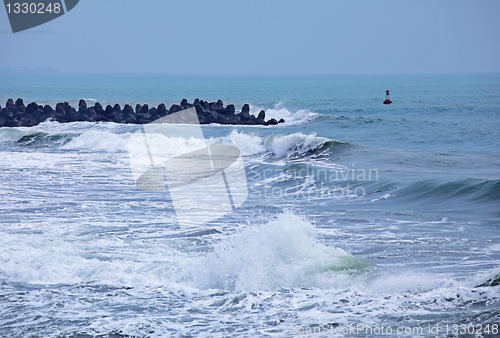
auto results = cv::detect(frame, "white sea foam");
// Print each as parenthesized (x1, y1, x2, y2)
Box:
(0, 231, 187, 286)
(56, 128, 334, 164)
(1, 209, 499, 338)
(145, 134, 207, 159)
(209, 130, 334, 158)
(0, 211, 365, 289)
(249, 103, 319, 126)
(61, 130, 132, 152)
(191, 211, 369, 291)
(0, 151, 73, 170)
(208, 131, 266, 156)
(0, 233, 89, 284)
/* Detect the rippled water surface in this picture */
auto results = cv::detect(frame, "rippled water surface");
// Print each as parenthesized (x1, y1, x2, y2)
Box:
(0, 73, 499, 337)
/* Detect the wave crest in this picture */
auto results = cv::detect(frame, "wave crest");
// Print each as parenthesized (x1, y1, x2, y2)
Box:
(213, 130, 344, 158)
(192, 211, 370, 291)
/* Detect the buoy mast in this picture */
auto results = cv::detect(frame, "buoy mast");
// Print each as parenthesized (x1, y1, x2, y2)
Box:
(383, 90, 392, 104)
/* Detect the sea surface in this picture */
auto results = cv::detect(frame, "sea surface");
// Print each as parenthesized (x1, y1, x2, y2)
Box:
(0, 73, 499, 337)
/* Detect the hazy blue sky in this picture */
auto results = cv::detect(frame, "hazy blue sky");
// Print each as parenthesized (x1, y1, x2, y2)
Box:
(1, 0, 499, 73)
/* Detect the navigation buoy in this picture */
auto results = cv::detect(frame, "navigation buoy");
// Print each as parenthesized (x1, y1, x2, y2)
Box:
(383, 90, 392, 104)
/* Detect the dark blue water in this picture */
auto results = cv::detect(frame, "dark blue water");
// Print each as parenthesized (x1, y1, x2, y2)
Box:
(0, 73, 499, 337)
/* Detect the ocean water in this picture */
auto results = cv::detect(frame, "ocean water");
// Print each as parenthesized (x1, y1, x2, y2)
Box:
(0, 73, 499, 337)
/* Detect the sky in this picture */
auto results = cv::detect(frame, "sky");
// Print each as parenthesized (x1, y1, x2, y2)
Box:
(0, 0, 499, 74)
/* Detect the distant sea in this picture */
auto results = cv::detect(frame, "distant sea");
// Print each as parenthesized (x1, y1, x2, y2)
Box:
(1, 73, 499, 337)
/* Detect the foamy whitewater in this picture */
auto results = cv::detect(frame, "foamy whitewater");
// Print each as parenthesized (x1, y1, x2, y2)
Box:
(0, 73, 499, 337)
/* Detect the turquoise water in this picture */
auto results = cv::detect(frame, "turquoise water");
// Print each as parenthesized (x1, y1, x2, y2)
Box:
(0, 73, 499, 337)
